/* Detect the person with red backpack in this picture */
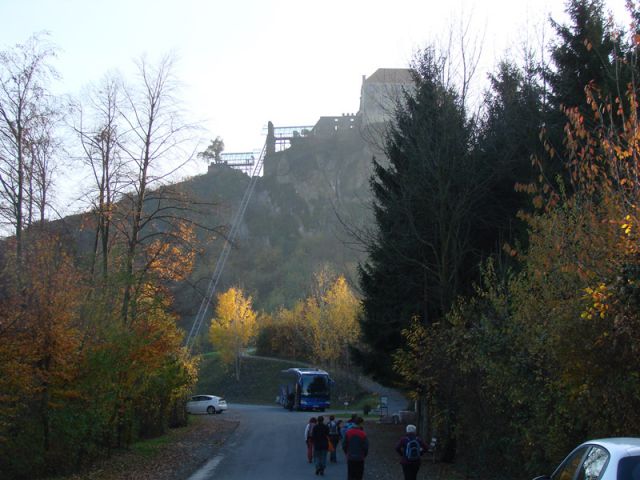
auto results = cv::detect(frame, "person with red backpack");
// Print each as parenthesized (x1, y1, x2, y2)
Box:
(342, 417, 368, 480)
(395, 424, 428, 480)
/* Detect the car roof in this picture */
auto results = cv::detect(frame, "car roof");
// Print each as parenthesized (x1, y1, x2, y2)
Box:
(583, 438, 640, 457)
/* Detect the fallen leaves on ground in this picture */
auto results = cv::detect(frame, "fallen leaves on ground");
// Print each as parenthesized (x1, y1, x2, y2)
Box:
(51, 416, 238, 480)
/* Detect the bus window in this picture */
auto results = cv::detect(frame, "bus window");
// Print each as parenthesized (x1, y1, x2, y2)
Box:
(302, 375, 329, 396)
(279, 368, 332, 411)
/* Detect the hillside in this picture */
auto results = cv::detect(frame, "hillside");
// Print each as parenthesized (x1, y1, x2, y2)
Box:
(24, 120, 379, 344)
(172, 125, 379, 341)
(196, 354, 372, 408)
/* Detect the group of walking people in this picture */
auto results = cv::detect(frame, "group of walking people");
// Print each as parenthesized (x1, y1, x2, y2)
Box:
(304, 413, 429, 480)
(304, 414, 368, 477)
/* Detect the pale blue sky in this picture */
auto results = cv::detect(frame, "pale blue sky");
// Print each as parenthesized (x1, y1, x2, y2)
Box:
(0, 0, 630, 187)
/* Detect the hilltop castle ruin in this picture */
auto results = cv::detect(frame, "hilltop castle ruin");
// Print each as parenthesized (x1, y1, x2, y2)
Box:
(263, 68, 414, 166)
(208, 68, 414, 176)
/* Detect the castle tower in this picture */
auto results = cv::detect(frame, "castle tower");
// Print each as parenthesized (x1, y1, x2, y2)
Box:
(359, 68, 414, 126)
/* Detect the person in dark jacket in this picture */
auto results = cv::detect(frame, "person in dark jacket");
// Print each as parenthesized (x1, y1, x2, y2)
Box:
(395, 424, 428, 480)
(342, 417, 368, 480)
(311, 415, 330, 475)
(327, 415, 340, 463)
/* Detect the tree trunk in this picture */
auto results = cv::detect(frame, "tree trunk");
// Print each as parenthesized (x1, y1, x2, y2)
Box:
(235, 353, 241, 381)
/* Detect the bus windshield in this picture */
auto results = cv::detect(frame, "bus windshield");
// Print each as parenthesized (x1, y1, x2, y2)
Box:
(301, 374, 329, 396)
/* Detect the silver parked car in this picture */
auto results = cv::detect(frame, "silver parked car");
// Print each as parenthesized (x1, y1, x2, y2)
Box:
(533, 438, 640, 480)
(186, 395, 228, 414)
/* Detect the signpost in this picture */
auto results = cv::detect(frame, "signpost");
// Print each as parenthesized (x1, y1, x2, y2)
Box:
(379, 395, 389, 418)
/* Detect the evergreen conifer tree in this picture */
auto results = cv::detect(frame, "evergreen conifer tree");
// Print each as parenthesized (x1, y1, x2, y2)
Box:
(355, 49, 476, 382)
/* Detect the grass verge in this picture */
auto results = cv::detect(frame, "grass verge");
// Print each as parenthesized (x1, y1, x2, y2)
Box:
(129, 416, 204, 457)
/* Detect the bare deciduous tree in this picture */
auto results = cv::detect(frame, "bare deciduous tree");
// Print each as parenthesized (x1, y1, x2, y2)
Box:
(72, 73, 126, 281)
(26, 110, 61, 227)
(116, 54, 200, 324)
(0, 34, 58, 262)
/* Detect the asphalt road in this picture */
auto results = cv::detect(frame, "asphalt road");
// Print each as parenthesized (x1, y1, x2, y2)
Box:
(187, 404, 348, 480)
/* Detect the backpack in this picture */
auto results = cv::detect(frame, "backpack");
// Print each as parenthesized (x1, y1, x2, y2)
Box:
(404, 437, 421, 461)
(328, 421, 338, 435)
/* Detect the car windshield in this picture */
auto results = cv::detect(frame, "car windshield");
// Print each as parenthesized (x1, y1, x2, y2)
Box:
(618, 455, 640, 479)
(552, 446, 589, 480)
(300, 375, 329, 396)
(579, 446, 608, 480)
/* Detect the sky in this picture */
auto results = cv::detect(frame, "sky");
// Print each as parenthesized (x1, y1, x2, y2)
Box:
(0, 0, 631, 199)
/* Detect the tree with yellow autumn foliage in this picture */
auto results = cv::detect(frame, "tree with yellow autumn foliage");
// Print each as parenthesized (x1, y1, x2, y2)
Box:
(307, 275, 361, 368)
(209, 287, 257, 380)
(255, 271, 361, 369)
